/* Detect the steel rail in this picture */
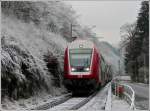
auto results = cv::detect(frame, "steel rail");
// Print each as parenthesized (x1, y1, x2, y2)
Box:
(69, 91, 98, 110)
(31, 93, 72, 110)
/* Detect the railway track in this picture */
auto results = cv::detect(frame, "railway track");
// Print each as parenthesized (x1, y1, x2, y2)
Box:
(32, 83, 110, 110)
(49, 92, 98, 111)
(32, 93, 72, 110)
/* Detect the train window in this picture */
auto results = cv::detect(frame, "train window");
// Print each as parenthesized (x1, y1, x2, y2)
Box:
(69, 49, 92, 71)
(70, 49, 92, 54)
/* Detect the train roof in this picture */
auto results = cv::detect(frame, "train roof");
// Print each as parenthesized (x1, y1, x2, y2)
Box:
(68, 39, 94, 49)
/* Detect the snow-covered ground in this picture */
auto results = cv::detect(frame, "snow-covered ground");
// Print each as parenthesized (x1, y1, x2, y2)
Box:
(112, 95, 130, 111)
(1, 84, 108, 111)
(111, 94, 149, 111)
(2, 91, 70, 110)
(78, 84, 110, 111)
(124, 82, 149, 110)
(2, 82, 148, 111)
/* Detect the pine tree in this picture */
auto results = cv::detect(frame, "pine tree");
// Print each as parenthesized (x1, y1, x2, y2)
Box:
(122, 1, 149, 83)
(136, 1, 149, 83)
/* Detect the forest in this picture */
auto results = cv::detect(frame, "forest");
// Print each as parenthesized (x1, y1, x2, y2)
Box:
(120, 1, 149, 83)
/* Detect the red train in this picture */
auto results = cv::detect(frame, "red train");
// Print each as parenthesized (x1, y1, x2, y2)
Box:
(64, 40, 112, 93)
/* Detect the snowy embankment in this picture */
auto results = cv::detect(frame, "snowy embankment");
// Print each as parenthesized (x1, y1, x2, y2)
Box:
(1, 14, 68, 109)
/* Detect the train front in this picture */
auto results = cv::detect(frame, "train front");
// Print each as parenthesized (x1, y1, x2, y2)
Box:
(64, 40, 99, 93)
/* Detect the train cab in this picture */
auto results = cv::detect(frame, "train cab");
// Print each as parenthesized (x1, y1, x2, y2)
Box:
(64, 40, 102, 92)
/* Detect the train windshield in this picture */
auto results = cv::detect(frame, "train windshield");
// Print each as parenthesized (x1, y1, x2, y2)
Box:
(69, 49, 92, 68)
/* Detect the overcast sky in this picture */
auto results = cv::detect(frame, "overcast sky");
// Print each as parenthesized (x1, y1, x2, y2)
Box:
(65, 1, 141, 47)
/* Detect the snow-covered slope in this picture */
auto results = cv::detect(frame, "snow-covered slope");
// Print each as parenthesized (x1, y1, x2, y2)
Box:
(1, 13, 68, 101)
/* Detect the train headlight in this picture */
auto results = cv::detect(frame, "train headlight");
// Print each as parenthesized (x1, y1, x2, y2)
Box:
(84, 67, 90, 71)
(71, 68, 76, 71)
